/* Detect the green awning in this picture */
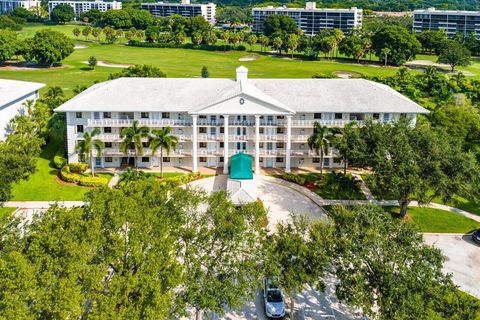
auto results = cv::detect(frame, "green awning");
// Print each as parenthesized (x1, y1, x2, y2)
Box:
(229, 153, 253, 180)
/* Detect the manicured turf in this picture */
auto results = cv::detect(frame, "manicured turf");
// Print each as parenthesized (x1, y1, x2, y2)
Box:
(11, 139, 112, 201)
(0, 207, 16, 219)
(403, 206, 479, 233)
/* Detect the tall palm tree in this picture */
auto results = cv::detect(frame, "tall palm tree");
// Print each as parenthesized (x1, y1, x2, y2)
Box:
(149, 127, 179, 177)
(307, 122, 332, 176)
(76, 127, 105, 176)
(120, 120, 149, 170)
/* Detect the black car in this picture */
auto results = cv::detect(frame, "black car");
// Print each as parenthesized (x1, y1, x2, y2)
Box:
(472, 229, 480, 244)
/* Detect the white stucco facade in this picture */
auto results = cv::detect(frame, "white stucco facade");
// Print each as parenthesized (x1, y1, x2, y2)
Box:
(0, 79, 45, 140)
(55, 67, 428, 172)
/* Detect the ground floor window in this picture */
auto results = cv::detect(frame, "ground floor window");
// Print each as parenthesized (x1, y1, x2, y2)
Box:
(105, 157, 113, 163)
(105, 142, 112, 148)
(199, 142, 207, 148)
(199, 157, 207, 163)
(95, 157, 101, 167)
(163, 157, 170, 162)
(324, 158, 330, 166)
(142, 157, 149, 163)
(219, 157, 224, 163)
(313, 158, 320, 163)
(276, 157, 284, 163)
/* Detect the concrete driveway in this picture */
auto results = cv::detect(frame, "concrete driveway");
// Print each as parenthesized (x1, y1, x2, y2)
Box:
(423, 233, 480, 298)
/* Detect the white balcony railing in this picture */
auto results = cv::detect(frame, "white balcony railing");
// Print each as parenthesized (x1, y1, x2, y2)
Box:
(87, 119, 192, 127)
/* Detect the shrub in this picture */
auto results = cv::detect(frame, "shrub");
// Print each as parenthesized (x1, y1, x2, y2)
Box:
(60, 164, 108, 187)
(280, 173, 306, 186)
(68, 162, 88, 173)
(53, 150, 67, 169)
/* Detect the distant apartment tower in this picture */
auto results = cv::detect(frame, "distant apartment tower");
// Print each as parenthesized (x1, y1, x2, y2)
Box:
(48, 0, 122, 18)
(252, 2, 363, 35)
(0, 0, 41, 14)
(413, 7, 480, 39)
(141, 0, 216, 24)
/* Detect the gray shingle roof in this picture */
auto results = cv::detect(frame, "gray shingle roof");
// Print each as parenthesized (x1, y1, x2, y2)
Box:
(0, 79, 45, 108)
(55, 77, 428, 114)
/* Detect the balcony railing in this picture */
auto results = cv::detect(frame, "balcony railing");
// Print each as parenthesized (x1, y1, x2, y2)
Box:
(87, 119, 192, 127)
(102, 148, 190, 156)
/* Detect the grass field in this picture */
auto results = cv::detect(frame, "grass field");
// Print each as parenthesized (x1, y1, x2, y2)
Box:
(11, 139, 112, 201)
(0, 207, 16, 220)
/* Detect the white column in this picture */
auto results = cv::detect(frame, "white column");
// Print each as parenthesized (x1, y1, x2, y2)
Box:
(192, 115, 198, 172)
(286, 115, 292, 173)
(255, 115, 260, 175)
(223, 115, 229, 174)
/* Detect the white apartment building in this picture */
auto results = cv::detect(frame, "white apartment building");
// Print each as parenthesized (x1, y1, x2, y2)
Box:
(55, 66, 427, 173)
(0, 0, 40, 14)
(141, 0, 216, 24)
(48, 0, 122, 18)
(0, 79, 45, 140)
(413, 7, 480, 39)
(252, 3, 363, 35)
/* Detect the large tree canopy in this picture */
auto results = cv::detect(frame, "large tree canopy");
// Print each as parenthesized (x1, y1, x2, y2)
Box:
(50, 3, 75, 24)
(24, 29, 74, 66)
(0, 29, 19, 63)
(372, 25, 421, 65)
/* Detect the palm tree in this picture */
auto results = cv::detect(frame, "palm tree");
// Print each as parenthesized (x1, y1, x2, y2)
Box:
(149, 127, 179, 177)
(120, 120, 149, 170)
(307, 122, 332, 176)
(75, 127, 105, 176)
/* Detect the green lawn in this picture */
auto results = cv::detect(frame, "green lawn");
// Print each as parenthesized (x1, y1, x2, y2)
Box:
(11, 139, 111, 201)
(432, 195, 480, 217)
(0, 207, 16, 220)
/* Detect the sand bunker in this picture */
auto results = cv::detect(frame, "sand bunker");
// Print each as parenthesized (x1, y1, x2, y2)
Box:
(74, 44, 88, 49)
(83, 60, 131, 68)
(333, 71, 363, 79)
(238, 55, 259, 61)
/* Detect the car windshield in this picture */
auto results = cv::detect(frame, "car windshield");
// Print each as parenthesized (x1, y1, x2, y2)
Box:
(267, 290, 283, 303)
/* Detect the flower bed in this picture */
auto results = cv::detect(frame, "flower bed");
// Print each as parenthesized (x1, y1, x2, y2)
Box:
(60, 163, 109, 187)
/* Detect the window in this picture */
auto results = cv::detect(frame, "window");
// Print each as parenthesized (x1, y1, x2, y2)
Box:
(324, 158, 330, 166)
(142, 157, 150, 162)
(105, 157, 113, 163)
(95, 157, 101, 166)
(334, 113, 343, 120)
(220, 142, 224, 148)
(277, 115, 285, 119)
(276, 157, 284, 163)
(76, 125, 84, 133)
(199, 142, 207, 148)
(105, 142, 112, 148)
(333, 157, 341, 164)
(141, 112, 149, 119)
(276, 128, 284, 134)
(199, 157, 207, 163)
(163, 157, 170, 162)
(299, 158, 304, 165)
(219, 157, 224, 163)
(373, 113, 380, 120)
(313, 158, 320, 163)
(383, 113, 390, 122)
(199, 127, 207, 134)
(142, 142, 148, 148)
(199, 115, 207, 119)
(220, 127, 224, 134)
(259, 128, 264, 134)
(104, 127, 112, 133)
(259, 142, 264, 148)
(210, 127, 216, 135)
(276, 143, 284, 149)
(162, 112, 170, 119)
(314, 113, 322, 119)
(103, 112, 111, 118)
(94, 112, 100, 120)
(76, 112, 82, 118)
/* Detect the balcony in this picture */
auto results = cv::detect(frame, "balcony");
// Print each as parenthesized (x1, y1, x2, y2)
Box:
(290, 119, 367, 128)
(87, 118, 192, 127)
(102, 148, 190, 157)
(290, 135, 309, 142)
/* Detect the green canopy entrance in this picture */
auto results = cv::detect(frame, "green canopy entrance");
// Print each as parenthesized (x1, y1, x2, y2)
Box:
(229, 153, 253, 180)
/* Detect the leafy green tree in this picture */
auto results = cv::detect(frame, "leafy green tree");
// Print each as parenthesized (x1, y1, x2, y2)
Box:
(246, 34, 257, 50)
(178, 191, 267, 320)
(191, 31, 203, 45)
(328, 205, 480, 319)
(263, 14, 298, 37)
(259, 34, 269, 52)
(10, 6, 32, 20)
(91, 27, 102, 40)
(101, 9, 132, 28)
(79, 8, 103, 24)
(438, 40, 471, 72)
(339, 32, 371, 63)
(272, 36, 283, 54)
(187, 15, 210, 36)
(372, 25, 421, 66)
(109, 64, 166, 79)
(286, 33, 299, 58)
(81, 26, 91, 40)
(72, 27, 80, 39)
(24, 29, 74, 66)
(217, 6, 249, 24)
(265, 214, 333, 318)
(88, 55, 97, 69)
(128, 8, 154, 30)
(417, 30, 448, 54)
(103, 26, 117, 43)
(204, 31, 217, 45)
(357, 119, 479, 217)
(75, 127, 104, 176)
(201, 65, 209, 78)
(50, 3, 75, 24)
(307, 122, 333, 176)
(0, 29, 19, 63)
(0, 15, 22, 30)
(149, 127, 178, 177)
(331, 122, 363, 174)
(120, 120, 149, 170)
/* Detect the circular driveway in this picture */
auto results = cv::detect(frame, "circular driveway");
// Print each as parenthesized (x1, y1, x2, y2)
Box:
(188, 175, 327, 229)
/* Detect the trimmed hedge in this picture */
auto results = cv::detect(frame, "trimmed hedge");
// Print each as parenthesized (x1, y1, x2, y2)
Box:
(69, 162, 89, 173)
(280, 173, 306, 186)
(128, 40, 246, 52)
(159, 172, 201, 188)
(53, 149, 67, 169)
(60, 164, 108, 187)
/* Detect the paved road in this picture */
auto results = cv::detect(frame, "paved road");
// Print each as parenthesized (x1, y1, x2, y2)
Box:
(424, 233, 480, 298)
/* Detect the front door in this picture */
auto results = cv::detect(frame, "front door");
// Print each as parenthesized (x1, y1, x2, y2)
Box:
(265, 158, 274, 168)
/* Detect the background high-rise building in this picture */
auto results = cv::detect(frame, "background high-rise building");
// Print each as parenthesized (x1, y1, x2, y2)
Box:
(48, 0, 122, 18)
(141, 0, 216, 24)
(0, 0, 40, 14)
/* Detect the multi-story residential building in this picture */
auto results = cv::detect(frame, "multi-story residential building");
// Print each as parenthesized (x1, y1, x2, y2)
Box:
(0, 0, 40, 14)
(252, 3, 363, 35)
(55, 66, 427, 173)
(0, 79, 45, 140)
(141, 0, 216, 24)
(413, 7, 480, 39)
(48, 0, 122, 18)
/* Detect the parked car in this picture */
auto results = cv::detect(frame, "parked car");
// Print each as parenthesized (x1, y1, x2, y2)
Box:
(472, 229, 480, 244)
(263, 278, 286, 319)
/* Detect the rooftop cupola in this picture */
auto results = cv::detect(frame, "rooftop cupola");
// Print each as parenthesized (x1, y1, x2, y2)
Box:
(236, 66, 248, 82)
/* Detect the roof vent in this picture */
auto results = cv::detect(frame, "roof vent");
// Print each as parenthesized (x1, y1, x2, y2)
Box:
(236, 66, 248, 82)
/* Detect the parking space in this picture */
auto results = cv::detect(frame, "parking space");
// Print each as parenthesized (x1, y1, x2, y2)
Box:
(423, 233, 480, 298)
